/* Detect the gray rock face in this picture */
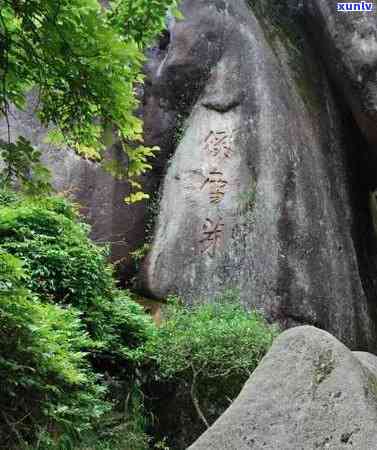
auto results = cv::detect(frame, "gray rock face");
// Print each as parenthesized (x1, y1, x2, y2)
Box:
(190, 326, 377, 450)
(0, 96, 156, 280)
(140, 0, 377, 349)
(3, 0, 377, 349)
(304, 0, 377, 151)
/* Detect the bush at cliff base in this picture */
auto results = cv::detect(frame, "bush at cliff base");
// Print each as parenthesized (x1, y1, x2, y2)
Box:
(0, 191, 154, 450)
(144, 294, 279, 448)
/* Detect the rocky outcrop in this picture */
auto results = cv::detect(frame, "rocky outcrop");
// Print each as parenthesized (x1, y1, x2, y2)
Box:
(190, 326, 377, 450)
(139, 0, 377, 349)
(304, 0, 377, 152)
(0, 87, 174, 281)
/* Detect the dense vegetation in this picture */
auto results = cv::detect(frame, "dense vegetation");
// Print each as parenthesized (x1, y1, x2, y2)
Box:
(0, 192, 154, 449)
(0, 191, 278, 449)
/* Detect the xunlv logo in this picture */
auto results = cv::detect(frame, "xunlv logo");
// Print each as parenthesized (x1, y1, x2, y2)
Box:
(337, 2, 374, 11)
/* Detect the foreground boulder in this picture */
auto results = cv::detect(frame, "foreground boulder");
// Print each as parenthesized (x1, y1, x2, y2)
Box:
(190, 326, 377, 450)
(140, 0, 377, 349)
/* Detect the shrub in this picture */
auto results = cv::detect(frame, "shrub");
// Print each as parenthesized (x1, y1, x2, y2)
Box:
(0, 193, 155, 449)
(0, 197, 111, 308)
(0, 188, 21, 206)
(0, 250, 109, 449)
(0, 195, 154, 358)
(144, 293, 279, 448)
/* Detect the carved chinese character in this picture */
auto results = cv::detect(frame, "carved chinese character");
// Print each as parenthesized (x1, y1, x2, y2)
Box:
(204, 130, 233, 158)
(200, 218, 224, 256)
(203, 127, 241, 159)
(201, 170, 228, 204)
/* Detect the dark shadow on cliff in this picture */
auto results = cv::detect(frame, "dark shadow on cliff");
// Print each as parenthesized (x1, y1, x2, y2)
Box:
(336, 91, 377, 351)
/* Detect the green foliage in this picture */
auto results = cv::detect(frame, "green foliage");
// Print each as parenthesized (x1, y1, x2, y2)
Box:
(147, 293, 277, 381)
(109, 0, 182, 48)
(0, 0, 180, 197)
(0, 137, 52, 195)
(130, 243, 151, 270)
(22, 396, 151, 450)
(0, 193, 155, 357)
(0, 200, 111, 305)
(0, 250, 109, 449)
(144, 292, 279, 447)
(0, 186, 20, 205)
(0, 192, 155, 448)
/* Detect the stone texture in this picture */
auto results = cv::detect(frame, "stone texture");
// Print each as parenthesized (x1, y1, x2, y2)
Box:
(304, 0, 377, 152)
(0, 94, 160, 281)
(139, 0, 377, 349)
(190, 326, 377, 450)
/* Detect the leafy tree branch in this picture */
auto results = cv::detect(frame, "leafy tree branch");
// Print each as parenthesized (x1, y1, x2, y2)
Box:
(0, 0, 180, 198)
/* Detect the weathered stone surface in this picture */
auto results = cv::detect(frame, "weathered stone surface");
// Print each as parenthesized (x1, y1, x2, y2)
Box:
(139, 0, 377, 349)
(0, 95, 157, 280)
(354, 350, 377, 373)
(304, 0, 377, 151)
(190, 326, 377, 450)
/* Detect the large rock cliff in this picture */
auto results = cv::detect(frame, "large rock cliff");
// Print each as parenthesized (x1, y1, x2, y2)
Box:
(139, 0, 377, 350)
(2, 0, 377, 350)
